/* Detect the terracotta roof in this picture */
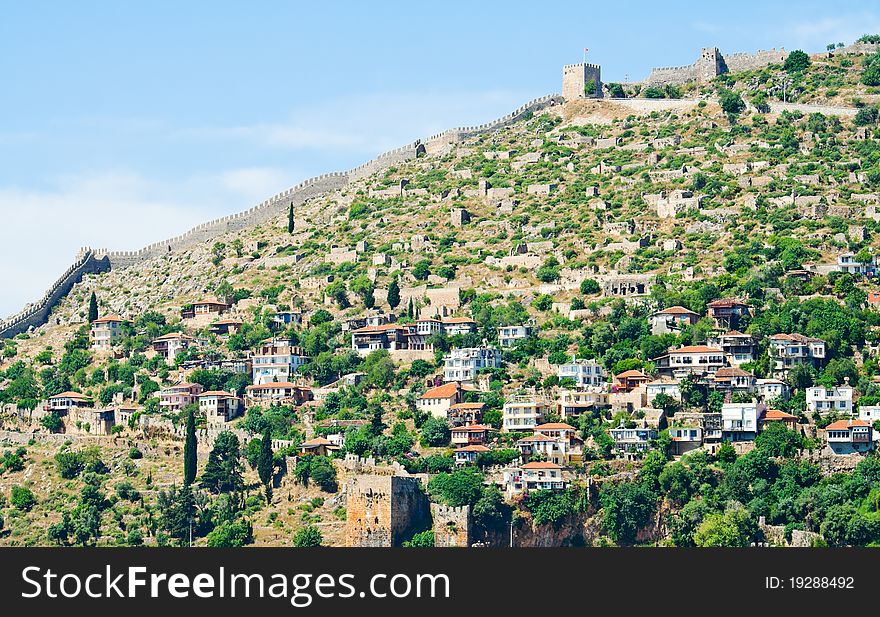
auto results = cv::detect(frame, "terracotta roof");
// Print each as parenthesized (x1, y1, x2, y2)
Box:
(517, 435, 556, 442)
(300, 437, 333, 447)
(521, 461, 563, 469)
(615, 370, 649, 379)
(92, 315, 124, 323)
(707, 298, 748, 308)
(200, 390, 235, 397)
(762, 409, 797, 421)
(194, 299, 228, 306)
(826, 419, 870, 430)
(165, 382, 200, 390)
(671, 345, 724, 354)
(449, 402, 485, 409)
(211, 319, 243, 325)
(452, 424, 491, 432)
(657, 305, 699, 315)
(353, 323, 402, 333)
(455, 445, 491, 452)
(442, 317, 476, 324)
(535, 422, 576, 431)
(769, 333, 822, 343)
(49, 391, 89, 399)
(714, 367, 754, 378)
(419, 382, 461, 399)
(153, 332, 192, 341)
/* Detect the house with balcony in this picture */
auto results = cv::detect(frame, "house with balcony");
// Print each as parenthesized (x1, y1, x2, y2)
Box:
(646, 379, 681, 402)
(443, 346, 503, 383)
(454, 444, 491, 465)
(152, 332, 198, 362)
(198, 391, 242, 424)
(450, 424, 492, 447)
(676, 411, 723, 443)
(90, 315, 125, 351)
(711, 366, 757, 393)
(441, 316, 477, 336)
(502, 394, 553, 432)
(706, 298, 751, 330)
(557, 357, 607, 389)
(298, 437, 341, 457)
(350, 323, 407, 355)
(417, 382, 466, 418)
(806, 385, 853, 417)
(613, 369, 650, 392)
(556, 389, 610, 418)
(209, 319, 243, 337)
(707, 331, 757, 366)
(760, 409, 798, 431)
(721, 401, 765, 442)
(45, 391, 94, 414)
(768, 334, 826, 374)
(609, 421, 658, 456)
(251, 339, 311, 385)
(757, 378, 789, 401)
(498, 323, 534, 348)
(516, 434, 567, 466)
(159, 383, 205, 413)
(837, 252, 876, 276)
(825, 419, 874, 455)
(244, 382, 313, 407)
(504, 462, 567, 497)
(668, 425, 703, 455)
(448, 401, 485, 426)
(650, 306, 700, 335)
(653, 345, 729, 378)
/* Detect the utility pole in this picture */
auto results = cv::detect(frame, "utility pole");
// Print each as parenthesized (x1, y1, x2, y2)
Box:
(509, 519, 514, 548)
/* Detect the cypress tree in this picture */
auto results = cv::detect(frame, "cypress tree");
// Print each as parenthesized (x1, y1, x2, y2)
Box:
(257, 427, 274, 504)
(287, 203, 295, 234)
(183, 408, 197, 486)
(387, 277, 400, 310)
(88, 292, 98, 323)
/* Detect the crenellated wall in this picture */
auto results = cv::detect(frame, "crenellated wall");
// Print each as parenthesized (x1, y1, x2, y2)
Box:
(644, 47, 786, 86)
(0, 249, 110, 339)
(0, 93, 562, 339)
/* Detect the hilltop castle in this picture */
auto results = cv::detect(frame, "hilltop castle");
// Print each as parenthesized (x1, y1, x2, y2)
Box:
(643, 47, 787, 86)
(562, 62, 603, 100)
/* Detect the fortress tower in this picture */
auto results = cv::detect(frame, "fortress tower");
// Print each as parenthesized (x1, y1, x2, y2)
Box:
(562, 62, 602, 101)
(696, 47, 724, 82)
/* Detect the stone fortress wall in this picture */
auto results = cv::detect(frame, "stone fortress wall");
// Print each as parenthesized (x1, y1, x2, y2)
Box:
(0, 249, 111, 339)
(644, 47, 787, 86)
(0, 93, 562, 338)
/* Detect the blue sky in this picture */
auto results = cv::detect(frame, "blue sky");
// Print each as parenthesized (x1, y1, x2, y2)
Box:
(1, 1, 879, 317)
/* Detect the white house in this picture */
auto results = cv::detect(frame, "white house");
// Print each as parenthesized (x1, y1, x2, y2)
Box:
(650, 306, 700, 335)
(251, 338, 310, 385)
(825, 419, 874, 455)
(721, 401, 765, 441)
(806, 386, 853, 416)
(859, 405, 880, 424)
(646, 379, 681, 402)
(443, 347, 503, 383)
(504, 462, 567, 497)
(502, 394, 552, 432)
(768, 334, 826, 373)
(498, 324, 534, 348)
(417, 382, 465, 418)
(757, 378, 790, 401)
(557, 357, 607, 388)
(654, 345, 729, 378)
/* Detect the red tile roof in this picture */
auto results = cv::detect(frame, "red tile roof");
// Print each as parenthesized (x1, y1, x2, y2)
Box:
(420, 382, 462, 400)
(50, 391, 89, 399)
(826, 419, 870, 430)
(92, 315, 124, 323)
(522, 461, 563, 469)
(535, 422, 576, 431)
(455, 445, 491, 452)
(671, 345, 724, 354)
(200, 390, 235, 397)
(658, 306, 699, 315)
(615, 369, 649, 379)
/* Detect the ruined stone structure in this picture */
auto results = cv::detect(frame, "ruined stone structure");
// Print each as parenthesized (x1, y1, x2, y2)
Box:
(431, 504, 472, 547)
(644, 47, 787, 86)
(1, 93, 563, 338)
(345, 475, 430, 547)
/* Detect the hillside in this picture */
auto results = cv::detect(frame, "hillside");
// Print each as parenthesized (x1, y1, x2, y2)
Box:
(5, 42, 880, 548)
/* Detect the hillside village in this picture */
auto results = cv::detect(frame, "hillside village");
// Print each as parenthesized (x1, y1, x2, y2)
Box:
(5, 38, 880, 547)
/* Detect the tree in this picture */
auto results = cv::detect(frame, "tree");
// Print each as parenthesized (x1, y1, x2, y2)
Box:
(413, 259, 432, 281)
(201, 432, 244, 493)
(718, 89, 745, 116)
(387, 277, 401, 310)
(428, 468, 484, 507)
(40, 411, 63, 433)
(287, 203, 295, 234)
(855, 105, 879, 127)
(11, 485, 36, 511)
(294, 525, 323, 547)
(580, 278, 600, 295)
(257, 427, 274, 504)
(755, 422, 803, 457)
(403, 530, 435, 547)
(183, 407, 197, 486)
(88, 292, 98, 323)
(693, 505, 754, 547)
(206, 519, 254, 547)
(420, 417, 450, 447)
(784, 50, 810, 73)
(599, 481, 656, 545)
